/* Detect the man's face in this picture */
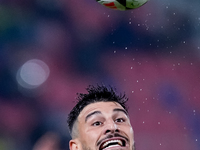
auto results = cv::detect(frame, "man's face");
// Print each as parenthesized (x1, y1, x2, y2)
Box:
(71, 101, 135, 150)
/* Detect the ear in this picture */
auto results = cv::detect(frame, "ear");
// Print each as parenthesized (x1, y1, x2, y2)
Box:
(69, 139, 81, 150)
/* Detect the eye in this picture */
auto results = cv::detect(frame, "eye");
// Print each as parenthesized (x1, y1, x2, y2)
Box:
(92, 121, 103, 126)
(115, 118, 125, 123)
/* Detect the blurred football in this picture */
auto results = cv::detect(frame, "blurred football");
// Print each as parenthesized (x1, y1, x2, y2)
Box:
(96, 0, 148, 10)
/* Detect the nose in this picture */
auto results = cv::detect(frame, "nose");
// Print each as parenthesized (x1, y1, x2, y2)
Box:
(104, 120, 119, 134)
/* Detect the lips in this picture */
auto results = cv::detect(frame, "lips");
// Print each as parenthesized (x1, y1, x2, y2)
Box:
(99, 138, 126, 150)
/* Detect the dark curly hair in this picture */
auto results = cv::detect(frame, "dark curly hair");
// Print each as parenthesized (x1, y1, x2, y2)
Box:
(67, 84, 129, 138)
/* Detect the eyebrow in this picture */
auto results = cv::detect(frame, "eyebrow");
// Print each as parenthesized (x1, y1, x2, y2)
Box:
(85, 111, 101, 122)
(113, 108, 128, 116)
(85, 108, 128, 123)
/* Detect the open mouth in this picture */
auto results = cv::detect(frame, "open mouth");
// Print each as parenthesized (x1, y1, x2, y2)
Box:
(99, 139, 126, 150)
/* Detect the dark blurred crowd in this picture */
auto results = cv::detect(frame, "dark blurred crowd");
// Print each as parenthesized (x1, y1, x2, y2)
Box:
(0, 0, 200, 150)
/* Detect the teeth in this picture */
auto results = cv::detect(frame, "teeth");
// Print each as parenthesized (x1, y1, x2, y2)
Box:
(102, 140, 123, 149)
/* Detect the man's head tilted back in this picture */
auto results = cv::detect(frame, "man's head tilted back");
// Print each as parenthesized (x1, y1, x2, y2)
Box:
(67, 85, 135, 150)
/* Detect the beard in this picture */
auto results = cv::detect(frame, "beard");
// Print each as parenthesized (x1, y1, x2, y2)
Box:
(82, 143, 93, 150)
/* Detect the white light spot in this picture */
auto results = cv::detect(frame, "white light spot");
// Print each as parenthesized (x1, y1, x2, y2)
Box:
(16, 59, 50, 89)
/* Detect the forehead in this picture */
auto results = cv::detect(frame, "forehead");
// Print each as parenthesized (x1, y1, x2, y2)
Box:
(78, 102, 125, 120)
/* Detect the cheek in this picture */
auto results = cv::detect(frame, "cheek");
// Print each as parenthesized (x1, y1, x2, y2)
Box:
(129, 127, 135, 144)
(81, 127, 100, 147)
(123, 126, 134, 141)
(130, 127, 134, 136)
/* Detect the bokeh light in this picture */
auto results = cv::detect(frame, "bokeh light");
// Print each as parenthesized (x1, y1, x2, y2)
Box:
(16, 59, 50, 89)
